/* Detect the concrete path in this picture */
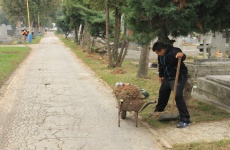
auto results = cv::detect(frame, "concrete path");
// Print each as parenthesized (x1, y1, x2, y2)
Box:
(0, 32, 160, 150)
(157, 120, 230, 145)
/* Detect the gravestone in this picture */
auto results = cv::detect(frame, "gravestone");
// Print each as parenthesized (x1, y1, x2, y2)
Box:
(188, 58, 230, 112)
(186, 58, 230, 79)
(193, 75, 230, 112)
(0, 24, 15, 43)
(0, 24, 8, 37)
(7, 25, 14, 36)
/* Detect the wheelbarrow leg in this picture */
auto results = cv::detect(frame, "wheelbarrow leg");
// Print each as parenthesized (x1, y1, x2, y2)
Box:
(121, 111, 126, 119)
(134, 112, 138, 127)
(118, 110, 121, 127)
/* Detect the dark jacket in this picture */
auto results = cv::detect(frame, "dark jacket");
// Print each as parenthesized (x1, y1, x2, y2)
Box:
(158, 45, 188, 80)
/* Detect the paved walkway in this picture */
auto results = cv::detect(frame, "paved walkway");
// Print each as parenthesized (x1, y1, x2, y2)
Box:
(157, 120, 230, 145)
(0, 32, 160, 150)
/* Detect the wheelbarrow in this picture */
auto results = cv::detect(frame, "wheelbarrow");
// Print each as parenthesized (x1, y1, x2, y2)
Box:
(118, 99, 146, 127)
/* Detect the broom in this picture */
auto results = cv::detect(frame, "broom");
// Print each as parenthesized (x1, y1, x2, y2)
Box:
(157, 57, 182, 121)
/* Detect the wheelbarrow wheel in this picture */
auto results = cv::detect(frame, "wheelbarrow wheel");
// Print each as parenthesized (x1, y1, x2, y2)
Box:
(121, 111, 126, 119)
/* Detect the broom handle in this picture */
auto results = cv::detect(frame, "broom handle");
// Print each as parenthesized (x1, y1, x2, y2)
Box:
(171, 57, 182, 114)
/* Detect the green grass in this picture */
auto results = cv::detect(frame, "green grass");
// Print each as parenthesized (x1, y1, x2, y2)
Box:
(9, 34, 44, 45)
(29, 35, 43, 44)
(173, 139, 230, 150)
(0, 47, 30, 86)
(59, 36, 230, 128)
(0, 34, 43, 88)
(26, 34, 45, 44)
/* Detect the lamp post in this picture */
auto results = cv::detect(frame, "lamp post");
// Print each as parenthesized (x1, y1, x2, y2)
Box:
(26, 0, 32, 42)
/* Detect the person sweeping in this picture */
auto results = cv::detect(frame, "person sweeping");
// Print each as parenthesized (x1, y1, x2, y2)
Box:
(152, 41, 190, 128)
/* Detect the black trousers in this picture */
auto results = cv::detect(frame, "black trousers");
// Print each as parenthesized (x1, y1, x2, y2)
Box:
(155, 75, 190, 123)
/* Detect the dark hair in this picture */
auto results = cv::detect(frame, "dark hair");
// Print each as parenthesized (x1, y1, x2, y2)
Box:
(152, 42, 168, 52)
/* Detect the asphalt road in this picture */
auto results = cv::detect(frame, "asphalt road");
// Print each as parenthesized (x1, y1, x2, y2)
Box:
(0, 32, 160, 150)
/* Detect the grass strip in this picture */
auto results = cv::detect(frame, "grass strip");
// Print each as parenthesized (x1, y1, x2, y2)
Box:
(0, 46, 30, 86)
(173, 139, 230, 150)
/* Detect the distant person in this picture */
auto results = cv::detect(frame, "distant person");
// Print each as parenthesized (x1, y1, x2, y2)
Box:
(21, 29, 29, 42)
(45, 28, 47, 35)
(152, 41, 190, 128)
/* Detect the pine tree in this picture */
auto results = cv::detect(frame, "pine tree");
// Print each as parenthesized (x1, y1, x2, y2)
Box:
(126, 0, 230, 78)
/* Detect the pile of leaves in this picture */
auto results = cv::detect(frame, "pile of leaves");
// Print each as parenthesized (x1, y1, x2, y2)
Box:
(114, 84, 145, 102)
(111, 69, 126, 74)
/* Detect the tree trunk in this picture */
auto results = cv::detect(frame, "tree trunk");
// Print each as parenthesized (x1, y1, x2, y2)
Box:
(106, 0, 114, 68)
(91, 37, 96, 53)
(113, 8, 121, 63)
(35, 23, 38, 36)
(17, 16, 22, 39)
(117, 19, 128, 67)
(65, 32, 69, 38)
(228, 30, 230, 58)
(117, 40, 129, 67)
(183, 78, 194, 106)
(38, 15, 40, 33)
(17, 16, 22, 32)
(78, 24, 84, 45)
(82, 23, 91, 52)
(74, 26, 78, 43)
(30, 21, 34, 34)
(137, 45, 150, 78)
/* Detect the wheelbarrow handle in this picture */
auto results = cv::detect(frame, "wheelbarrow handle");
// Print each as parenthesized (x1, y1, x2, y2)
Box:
(139, 101, 156, 113)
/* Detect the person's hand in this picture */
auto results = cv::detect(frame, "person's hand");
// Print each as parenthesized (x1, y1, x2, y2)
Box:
(158, 77, 164, 83)
(176, 52, 184, 58)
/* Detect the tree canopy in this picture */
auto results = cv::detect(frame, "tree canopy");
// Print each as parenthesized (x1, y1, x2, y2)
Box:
(0, 7, 9, 24)
(1, 0, 61, 28)
(125, 0, 230, 44)
(59, 0, 113, 39)
(3, 0, 230, 77)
